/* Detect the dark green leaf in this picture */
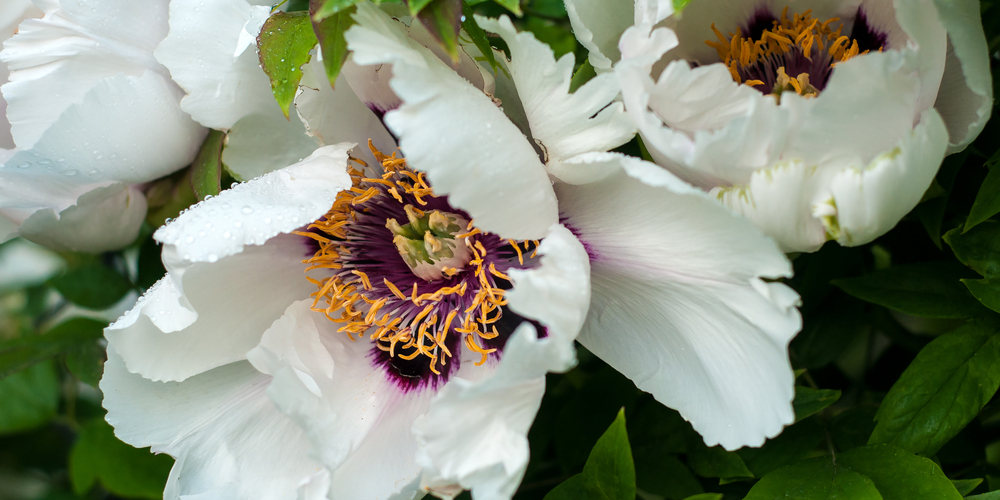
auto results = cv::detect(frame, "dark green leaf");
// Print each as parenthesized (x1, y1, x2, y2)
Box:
(966, 149, 1000, 232)
(916, 151, 966, 248)
(65, 341, 105, 388)
(569, 59, 597, 93)
(417, 0, 462, 62)
(832, 262, 984, 319)
(0, 318, 107, 378)
(738, 419, 824, 477)
(836, 444, 962, 500)
(310, 0, 355, 86)
(869, 318, 1000, 456)
(687, 443, 753, 480)
(0, 361, 59, 435)
(257, 11, 318, 118)
(70, 419, 174, 499)
(830, 406, 878, 452)
(461, 5, 498, 71)
(967, 492, 1000, 500)
(952, 478, 984, 496)
(634, 451, 703, 499)
(190, 129, 225, 201)
(50, 264, 133, 310)
(136, 234, 165, 290)
(946, 222, 1000, 278)
(525, 18, 576, 58)
(545, 409, 635, 500)
(312, 0, 359, 19)
(963, 278, 1000, 313)
(491, 0, 522, 16)
(744, 457, 883, 500)
(793, 386, 841, 421)
(791, 299, 871, 369)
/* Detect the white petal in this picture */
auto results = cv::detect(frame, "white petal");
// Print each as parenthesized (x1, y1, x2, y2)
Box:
(476, 16, 635, 168)
(346, 3, 559, 241)
(1, 0, 175, 149)
(247, 300, 428, 500)
(18, 183, 147, 252)
(557, 153, 801, 450)
(222, 111, 320, 181)
(154, 0, 280, 130)
(564, 0, 633, 71)
(3, 71, 206, 183)
(0, 238, 63, 291)
(0, 0, 42, 149)
(296, 57, 398, 168)
(154, 144, 354, 263)
(415, 224, 590, 500)
(929, 0, 993, 150)
(101, 348, 324, 500)
(105, 233, 315, 383)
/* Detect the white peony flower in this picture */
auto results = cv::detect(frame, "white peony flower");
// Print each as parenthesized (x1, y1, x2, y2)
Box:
(0, 0, 206, 252)
(568, 0, 992, 252)
(101, 3, 801, 500)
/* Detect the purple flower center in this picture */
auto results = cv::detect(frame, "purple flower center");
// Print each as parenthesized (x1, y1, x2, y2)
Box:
(706, 7, 887, 99)
(299, 143, 542, 391)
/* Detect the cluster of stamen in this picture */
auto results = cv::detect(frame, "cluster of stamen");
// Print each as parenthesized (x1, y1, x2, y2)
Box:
(298, 142, 539, 377)
(706, 7, 881, 100)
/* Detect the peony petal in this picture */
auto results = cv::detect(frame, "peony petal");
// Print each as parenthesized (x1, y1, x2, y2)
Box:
(415, 224, 590, 500)
(564, 0, 633, 71)
(247, 300, 428, 500)
(154, 0, 280, 130)
(558, 153, 800, 450)
(18, 183, 147, 253)
(106, 233, 316, 383)
(154, 144, 354, 263)
(0, 0, 42, 149)
(346, 3, 559, 241)
(102, 348, 325, 500)
(476, 16, 635, 169)
(221, 111, 320, 181)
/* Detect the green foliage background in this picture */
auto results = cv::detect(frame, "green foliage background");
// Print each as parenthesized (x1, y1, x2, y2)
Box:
(5, 0, 1000, 499)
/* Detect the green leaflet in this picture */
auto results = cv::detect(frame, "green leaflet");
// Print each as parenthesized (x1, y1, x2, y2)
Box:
(311, 0, 355, 87)
(416, 0, 462, 62)
(190, 129, 226, 201)
(832, 261, 984, 318)
(0, 318, 107, 378)
(965, 148, 1000, 232)
(70, 418, 174, 499)
(257, 11, 318, 118)
(545, 409, 635, 500)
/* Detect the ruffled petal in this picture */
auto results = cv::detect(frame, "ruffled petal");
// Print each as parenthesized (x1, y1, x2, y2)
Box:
(105, 233, 316, 383)
(0, 0, 42, 149)
(415, 224, 590, 500)
(563, 0, 633, 71)
(18, 183, 147, 252)
(154, 144, 354, 263)
(929, 0, 993, 150)
(221, 111, 320, 181)
(558, 153, 800, 450)
(1, 0, 181, 149)
(346, 3, 559, 241)
(247, 300, 428, 500)
(154, 0, 280, 130)
(476, 16, 635, 168)
(102, 348, 325, 500)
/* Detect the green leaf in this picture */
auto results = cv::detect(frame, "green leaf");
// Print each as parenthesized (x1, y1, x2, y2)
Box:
(832, 262, 984, 319)
(966, 149, 1000, 232)
(791, 299, 871, 369)
(687, 443, 753, 480)
(65, 341, 105, 388)
(952, 478, 984, 496)
(312, 0, 359, 19)
(967, 492, 1000, 500)
(0, 318, 107, 378)
(70, 419, 174, 499)
(145, 169, 198, 229)
(673, 0, 693, 13)
(569, 59, 597, 93)
(633, 451, 703, 499)
(190, 129, 225, 201)
(915, 150, 966, 248)
(738, 419, 825, 477)
(491, 0, 522, 16)
(836, 444, 962, 500)
(525, 18, 576, 58)
(545, 409, 635, 500)
(310, 0, 355, 86)
(408, 0, 434, 16)
(793, 386, 841, 421)
(744, 457, 883, 500)
(257, 11, 318, 118)
(830, 406, 878, 452)
(0, 361, 59, 435)
(946, 222, 1000, 278)
(416, 0, 462, 62)
(136, 234, 166, 290)
(461, 6, 498, 71)
(963, 278, 1000, 313)
(869, 318, 1000, 456)
(50, 264, 133, 310)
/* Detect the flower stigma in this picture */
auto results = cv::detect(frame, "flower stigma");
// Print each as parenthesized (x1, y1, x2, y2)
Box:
(297, 141, 541, 382)
(706, 7, 883, 101)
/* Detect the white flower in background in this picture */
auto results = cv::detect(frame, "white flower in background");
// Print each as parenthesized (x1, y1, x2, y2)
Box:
(0, 0, 206, 252)
(568, 0, 992, 252)
(0, 0, 41, 151)
(102, 6, 800, 499)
